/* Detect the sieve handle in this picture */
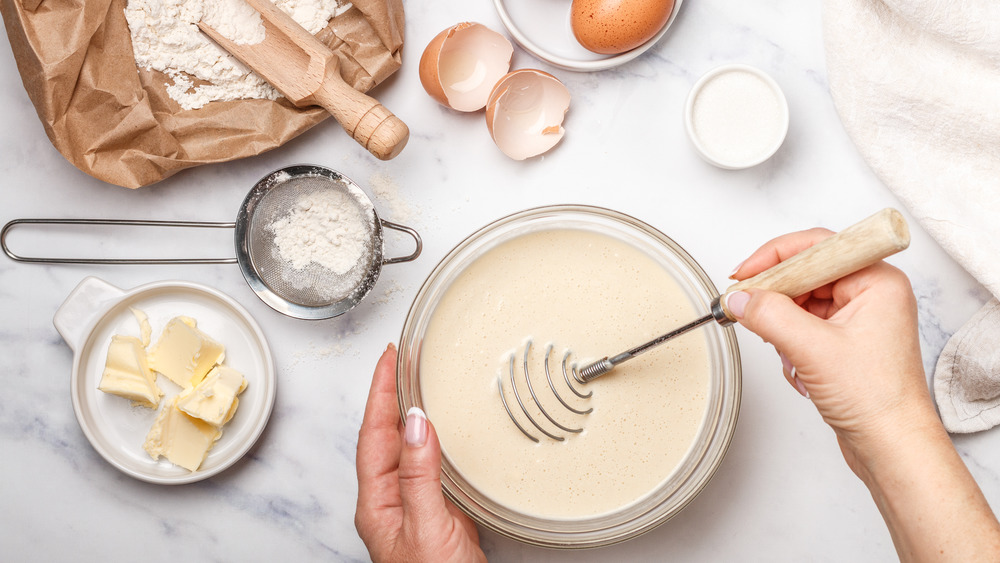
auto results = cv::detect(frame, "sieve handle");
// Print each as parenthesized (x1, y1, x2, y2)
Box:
(381, 220, 422, 265)
(717, 208, 910, 320)
(1, 218, 238, 265)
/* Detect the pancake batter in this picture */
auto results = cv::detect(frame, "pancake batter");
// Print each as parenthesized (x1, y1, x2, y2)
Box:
(419, 227, 712, 519)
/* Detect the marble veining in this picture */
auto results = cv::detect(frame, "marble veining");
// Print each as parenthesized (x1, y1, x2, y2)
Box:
(1, 1, 997, 561)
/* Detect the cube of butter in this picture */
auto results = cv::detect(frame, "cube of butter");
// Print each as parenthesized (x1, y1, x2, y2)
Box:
(143, 397, 222, 472)
(177, 365, 248, 427)
(147, 316, 225, 388)
(98, 335, 162, 408)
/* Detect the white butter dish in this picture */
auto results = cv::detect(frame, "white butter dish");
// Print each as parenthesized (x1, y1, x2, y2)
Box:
(54, 276, 276, 484)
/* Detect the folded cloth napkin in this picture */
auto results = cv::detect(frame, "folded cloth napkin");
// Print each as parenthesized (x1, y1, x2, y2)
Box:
(822, 0, 1000, 433)
(935, 299, 1000, 433)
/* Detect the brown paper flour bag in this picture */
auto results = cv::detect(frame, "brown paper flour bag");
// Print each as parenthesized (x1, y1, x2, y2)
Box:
(0, 0, 404, 188)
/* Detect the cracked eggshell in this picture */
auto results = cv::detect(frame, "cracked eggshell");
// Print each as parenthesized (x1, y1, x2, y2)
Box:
(419, 23, 514, 112)
(485, 69, 570, 161)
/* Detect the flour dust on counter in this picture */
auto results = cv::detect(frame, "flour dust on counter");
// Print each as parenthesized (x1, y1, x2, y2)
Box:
(368, 171, 422, 225)
(290, 339, 357, 364)
(369, 279, 406, 306)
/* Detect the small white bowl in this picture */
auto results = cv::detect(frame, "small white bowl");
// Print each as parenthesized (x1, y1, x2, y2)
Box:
(684, 64, 789, 169)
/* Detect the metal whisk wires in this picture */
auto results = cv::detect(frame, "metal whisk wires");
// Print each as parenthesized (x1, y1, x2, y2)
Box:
(498, 340, 593, 443)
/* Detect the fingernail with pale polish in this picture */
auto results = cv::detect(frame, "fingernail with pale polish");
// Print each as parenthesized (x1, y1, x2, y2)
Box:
(779, 352, 793, 374)
(405, 407, 428, 447)
(793, 374, 810, 399)
(729, 260, 745, 279)
(725, 291, 750, 319)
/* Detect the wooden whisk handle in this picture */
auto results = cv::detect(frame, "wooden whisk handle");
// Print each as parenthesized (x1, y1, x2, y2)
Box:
(718, 208, 910, 320)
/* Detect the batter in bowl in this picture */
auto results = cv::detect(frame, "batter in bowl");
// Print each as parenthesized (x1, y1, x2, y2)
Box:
(419, 226, 712, 519)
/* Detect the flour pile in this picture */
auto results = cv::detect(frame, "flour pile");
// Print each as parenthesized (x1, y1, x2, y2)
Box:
(268, 183, 375, 302)
(125, 0, 349, 110)
(270, 189, 373, 274)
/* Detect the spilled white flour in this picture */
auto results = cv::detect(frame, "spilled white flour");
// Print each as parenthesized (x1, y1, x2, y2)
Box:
(368, 171, 420, 224)
(125, 0, 349, 110)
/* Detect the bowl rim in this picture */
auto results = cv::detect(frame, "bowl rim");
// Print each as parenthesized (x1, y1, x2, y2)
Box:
(396, 204, 742, 548)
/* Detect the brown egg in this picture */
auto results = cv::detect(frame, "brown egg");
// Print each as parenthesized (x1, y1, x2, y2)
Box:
(570, 0, 675, 55)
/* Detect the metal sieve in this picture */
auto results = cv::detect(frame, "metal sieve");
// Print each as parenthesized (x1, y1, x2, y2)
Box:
(236, 165, 422, 318)
(1, 165, 421, 320)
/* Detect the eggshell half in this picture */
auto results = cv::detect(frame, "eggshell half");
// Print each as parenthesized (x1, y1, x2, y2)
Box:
(486, 70, 570, 160)
(419, 23, 514, 112)
(571, 0, 675, 55)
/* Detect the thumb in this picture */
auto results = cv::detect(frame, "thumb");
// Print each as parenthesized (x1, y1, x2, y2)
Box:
(726, 289, 829, 355)
(397, 407, 451, 527)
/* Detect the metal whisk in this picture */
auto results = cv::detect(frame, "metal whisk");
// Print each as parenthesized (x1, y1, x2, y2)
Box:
(498, 340, 593, 443)
(498, 208, 911, 442)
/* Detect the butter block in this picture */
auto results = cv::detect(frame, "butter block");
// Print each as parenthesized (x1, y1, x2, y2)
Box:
(177, 365, 248, 427)
(98, 335, 162, 408)
(129, 307, 152, 347)
(143, 397, 222, 472)
(147, 316, 226, 388)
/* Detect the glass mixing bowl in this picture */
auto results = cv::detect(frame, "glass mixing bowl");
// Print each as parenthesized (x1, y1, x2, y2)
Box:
(397, 205, 741, 548)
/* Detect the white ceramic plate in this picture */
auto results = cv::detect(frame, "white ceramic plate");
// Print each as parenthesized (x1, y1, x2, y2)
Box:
(55, 277, 276, 484)
(493, 0, 684, 71)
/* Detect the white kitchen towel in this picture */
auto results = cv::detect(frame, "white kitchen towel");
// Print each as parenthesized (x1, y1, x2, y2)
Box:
(822, 0, 1000, 433)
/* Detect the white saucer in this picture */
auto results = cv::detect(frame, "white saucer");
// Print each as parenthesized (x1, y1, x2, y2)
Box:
(493, 0, 684, 72)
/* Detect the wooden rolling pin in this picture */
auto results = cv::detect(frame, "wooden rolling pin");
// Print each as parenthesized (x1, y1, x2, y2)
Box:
(199, 0, 408, 160)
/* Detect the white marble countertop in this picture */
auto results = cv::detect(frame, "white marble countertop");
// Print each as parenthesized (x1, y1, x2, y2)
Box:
(2, 1, 997, 561)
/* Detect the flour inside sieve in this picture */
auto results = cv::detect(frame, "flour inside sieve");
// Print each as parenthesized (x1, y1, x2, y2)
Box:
(248, 173, 377, 307)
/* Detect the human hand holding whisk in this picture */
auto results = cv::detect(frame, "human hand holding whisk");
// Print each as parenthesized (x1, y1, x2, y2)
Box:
(729, 226, 1000, 561)
(502, 209, 912, 443)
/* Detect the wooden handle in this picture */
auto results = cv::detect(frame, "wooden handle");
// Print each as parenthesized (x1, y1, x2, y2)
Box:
(208, 0, 409, 160)
(312, 77, 409, 161)
(719, 208, 910, 319)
